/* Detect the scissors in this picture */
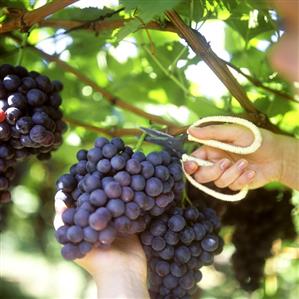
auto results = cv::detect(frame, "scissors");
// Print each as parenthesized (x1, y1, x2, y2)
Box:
(141, 116, 262, 202)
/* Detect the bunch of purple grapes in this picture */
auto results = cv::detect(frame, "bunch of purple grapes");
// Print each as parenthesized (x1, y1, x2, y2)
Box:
(0, 64, 67, 204)
(222, 188, 296, 292)
(140, 206, 223, 299)
(55, 136, 184, 260)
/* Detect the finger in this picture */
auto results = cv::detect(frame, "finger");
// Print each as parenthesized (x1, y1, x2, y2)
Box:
(188, 124, 254, 147)
(53, 199, 67, 230)
(192, 146, 229, 162)
(193, 158, 232, 183)
(229, 170, 256, 191)
(183, 161, 198, 175)
(214, 159, 249, 188)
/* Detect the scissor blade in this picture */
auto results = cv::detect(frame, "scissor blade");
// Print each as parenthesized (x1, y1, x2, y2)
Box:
(140, 127, 186, 158)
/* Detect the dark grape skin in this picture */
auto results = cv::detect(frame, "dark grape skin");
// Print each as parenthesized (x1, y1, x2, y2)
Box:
(7, 93, 27, 109)
(5, 107, 22, 125)
(132, 151, 145, 162)
(98, 225, 117, 245)
(201, 234, 219, 252)
(56, 174, 77, 193)
(87, 147, 103, 163)
(61, 243, 81, 260)
(102, 143, 118, 158)
(155, 165, 170, 181)
(164, 231, 179, 246)
(66, 225, 84, 243)
(155, 261, 170, 277)
(140, 231, 153, 246)
(94, 137, 109, 148)
(0, 123, 11, 140)
(179, 272, 195, 290)
(111, 155, 126, 170)
(168, 215, 186, 232)
(55, 226, 68, 244)
(141, 161, 155, 179)
(76, 149, 87, 161)
(83, 227, 98, 243)
(104, 181, 122, 199)
(107, 199, 125, 217)
(62, 208, 76, 225)
(152, 236, 166, 251)
(193, 223, 207, 241)
(175, 246, 191, 264)
(126, 159, 142, 175)
(134, 192, 155, 211)
(27, 89, 47, 106)
(163, 274, 178, 290)
(145, 177, 163, 197)
(150, 220, 167, 237)
(3, 74, 21, 91)
(110, 137, 125, 151)
(73, 209, 90, 227)
(170, 263, 187, 278)
(97, 159, 111, 173)
(16, 117, 33, 134)
(113, 215, 132, 233)
(131, 175, 145, 191)
(79, 242, 93, 255)
(179, 227, 196, 245)
(82, 174, 102, 193)
(89, 189, 107, 206)
(159, 245, 175, 260)
(125, 202, 141, 220)
(114, 171, 131, 186)
(89, 207, 112, 231)
(147, 152, 163, 166)
(121, 186, 134, 202)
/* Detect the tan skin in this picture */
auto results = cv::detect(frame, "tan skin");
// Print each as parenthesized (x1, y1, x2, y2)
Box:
(54, 1, 299, 298)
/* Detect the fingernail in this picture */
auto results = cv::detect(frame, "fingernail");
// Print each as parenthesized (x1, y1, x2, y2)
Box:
(184, 161, 197, 172)
(237, 159, 248, 170)
(220, 159, 231, 170)
(247, 170, 255, 180)
(187, 127, 199, 135)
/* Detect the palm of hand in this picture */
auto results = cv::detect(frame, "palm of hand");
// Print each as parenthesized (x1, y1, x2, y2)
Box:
(75, 235, 147, 279)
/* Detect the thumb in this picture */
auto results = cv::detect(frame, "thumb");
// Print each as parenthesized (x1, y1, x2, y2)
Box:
(187, 124, 254, 147)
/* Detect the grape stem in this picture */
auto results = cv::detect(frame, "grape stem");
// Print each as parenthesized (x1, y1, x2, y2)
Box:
(134, 131, 147, 152)
(182, 178, 193, 208)
(16, 31, 30, 65)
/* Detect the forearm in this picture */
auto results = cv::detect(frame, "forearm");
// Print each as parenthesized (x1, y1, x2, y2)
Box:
(279, 134, 299, 190)
(94, 267, 150, 299)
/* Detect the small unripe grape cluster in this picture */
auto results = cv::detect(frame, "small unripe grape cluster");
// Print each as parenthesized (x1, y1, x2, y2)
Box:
(55, 136, 184, 260)
(0, 64, 67, 203)
(141, 206, 223, 299)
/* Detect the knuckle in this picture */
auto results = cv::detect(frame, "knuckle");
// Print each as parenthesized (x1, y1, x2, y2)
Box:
(214, 178, 227, 188)
(229, 183, 241, 191)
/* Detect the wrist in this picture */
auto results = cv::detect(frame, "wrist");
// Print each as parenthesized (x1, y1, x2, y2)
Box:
(278, 134, 299, 190)
(94, 265, 149, 299)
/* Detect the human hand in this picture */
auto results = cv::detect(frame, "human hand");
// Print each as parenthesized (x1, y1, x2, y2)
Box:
(54, 199, 149, 299)
(183, 124, 286, 191)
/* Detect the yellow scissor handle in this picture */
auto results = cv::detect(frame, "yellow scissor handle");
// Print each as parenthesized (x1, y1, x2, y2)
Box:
(181, 116, 262, 202)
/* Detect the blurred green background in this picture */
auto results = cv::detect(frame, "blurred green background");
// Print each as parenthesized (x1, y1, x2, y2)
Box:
(0, 0, 298, 298)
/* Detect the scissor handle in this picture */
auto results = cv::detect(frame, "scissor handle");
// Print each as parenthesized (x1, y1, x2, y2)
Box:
(182, 116, 262, 202)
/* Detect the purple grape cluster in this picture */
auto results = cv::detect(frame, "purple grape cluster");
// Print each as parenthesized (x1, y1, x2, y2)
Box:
(55, 136, 184, 260)
(140, 206, 223, 299)
(222, 188, 296, 292)
(0, 64, 67, 203)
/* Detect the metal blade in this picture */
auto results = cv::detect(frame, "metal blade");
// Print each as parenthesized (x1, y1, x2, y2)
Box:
(140, 127, 187, 158)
